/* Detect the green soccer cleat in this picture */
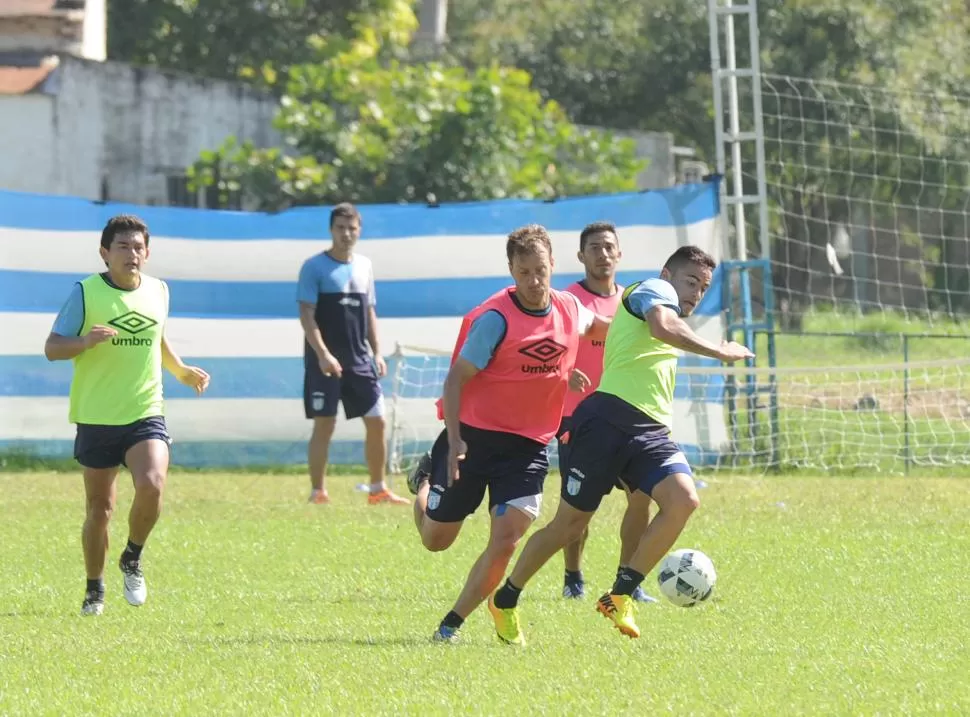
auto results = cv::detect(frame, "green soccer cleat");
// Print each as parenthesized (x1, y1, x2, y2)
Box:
(488, 595, 526, 646)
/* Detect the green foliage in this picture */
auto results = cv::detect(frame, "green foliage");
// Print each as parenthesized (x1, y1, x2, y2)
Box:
(447, 0, 970, 313)
(446, 0, 714, 151)
(188, 15, 643, 209)
(106, 0, 413, 84)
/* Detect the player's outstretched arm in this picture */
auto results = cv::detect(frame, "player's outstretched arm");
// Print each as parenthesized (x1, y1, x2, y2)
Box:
(161, 334, 210, 395)
(646, 306, 754, 363)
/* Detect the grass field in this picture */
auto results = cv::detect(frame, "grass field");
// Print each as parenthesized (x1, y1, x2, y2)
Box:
(1, 469, 968, 715)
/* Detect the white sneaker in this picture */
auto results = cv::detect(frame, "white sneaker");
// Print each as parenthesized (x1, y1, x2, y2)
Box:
(119, 557, 147, 606)
(81, 592, 104, 616)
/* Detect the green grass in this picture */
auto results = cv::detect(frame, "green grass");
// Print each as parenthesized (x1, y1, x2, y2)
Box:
(1, 471, 968, 715)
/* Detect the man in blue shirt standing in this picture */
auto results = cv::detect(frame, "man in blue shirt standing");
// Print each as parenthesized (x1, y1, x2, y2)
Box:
(297, 202, 408, 506)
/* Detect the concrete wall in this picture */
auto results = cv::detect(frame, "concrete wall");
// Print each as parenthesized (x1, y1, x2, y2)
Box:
(0, 55, 279, 203)
(0, 94, 58, 194)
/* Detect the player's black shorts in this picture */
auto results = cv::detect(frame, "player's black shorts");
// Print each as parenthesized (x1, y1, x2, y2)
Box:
(425, 423, 549, 523)
(74, 416, 171, 470)
(560, 393, 692, 512)
(556, 415, 574, 490)
(303, 362, 384, 420)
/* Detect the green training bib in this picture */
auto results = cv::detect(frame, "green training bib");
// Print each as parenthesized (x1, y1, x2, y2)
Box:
(596, 281, 680, 427)
(69, 273, 168, 425)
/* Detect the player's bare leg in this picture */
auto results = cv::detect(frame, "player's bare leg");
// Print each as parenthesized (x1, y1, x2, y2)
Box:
(415, 506, 463, 552)
(81, 467, 118, 615)
(363, 414, 408, 505)
(597, 473, 699, 637)
(442, 505, 531, 645)
(455, 506, 532, 616)
(618, 491, 657, 603)
(490, 501, 592, 644)
(626, 474, 698, 578)
(507, 501, 593, 590)
(126, 439, 169, 546)
(308, 416, 336, 503)
(119, 438, 170, 607)
(561, 526, 589, 597)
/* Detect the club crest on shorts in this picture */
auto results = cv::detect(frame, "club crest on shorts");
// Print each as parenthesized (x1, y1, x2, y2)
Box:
(311, 391, 325, 411)
(566, 469, 583, 496)
(427, 490, 441, 510)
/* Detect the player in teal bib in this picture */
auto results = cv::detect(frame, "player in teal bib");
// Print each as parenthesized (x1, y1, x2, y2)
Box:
(45, 214, 210, 617)
(489, 245, 753, 645)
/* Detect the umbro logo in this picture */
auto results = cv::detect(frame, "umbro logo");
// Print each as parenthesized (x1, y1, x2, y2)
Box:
(108, 311, 158, 335)
(518, 338, 567, 363)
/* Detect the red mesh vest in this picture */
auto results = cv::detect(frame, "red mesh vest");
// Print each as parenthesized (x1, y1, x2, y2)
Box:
(561, 281, 623, 418)
(436, 287, 581, 443)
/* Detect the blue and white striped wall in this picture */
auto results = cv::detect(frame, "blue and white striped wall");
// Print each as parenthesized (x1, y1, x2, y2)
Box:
(0, 181, 730, 467)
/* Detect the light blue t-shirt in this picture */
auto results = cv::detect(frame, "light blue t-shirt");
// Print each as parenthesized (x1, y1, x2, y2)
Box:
(296, 252, 376, 306)
(459, 310, 508, 370)
(51, 283, 85, 336)
(296, 252, 376, 371)
(625, 278, 682, 318)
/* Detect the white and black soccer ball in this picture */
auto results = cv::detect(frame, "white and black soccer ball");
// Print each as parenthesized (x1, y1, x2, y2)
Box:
(657, 548, 716, 607)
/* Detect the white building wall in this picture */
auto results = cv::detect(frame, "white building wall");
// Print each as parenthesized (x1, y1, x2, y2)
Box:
(0, 95, 58, 195)
(0, 55, 279, 203)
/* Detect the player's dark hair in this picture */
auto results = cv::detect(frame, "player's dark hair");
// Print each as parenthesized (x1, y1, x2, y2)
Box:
(579, 221, 619, 251)
(330, 202, 361, 228)
(506, 224, 553, 262)
(100, 214, 149, 251)
(663, 245, 716, 274)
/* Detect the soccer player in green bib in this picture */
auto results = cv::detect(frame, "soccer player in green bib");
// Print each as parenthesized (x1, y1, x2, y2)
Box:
(488, 245, 753, 644)
(44, 215, 210, 616)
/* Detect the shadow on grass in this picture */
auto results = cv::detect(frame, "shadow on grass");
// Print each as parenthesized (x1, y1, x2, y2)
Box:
(193, 634, 430, 648)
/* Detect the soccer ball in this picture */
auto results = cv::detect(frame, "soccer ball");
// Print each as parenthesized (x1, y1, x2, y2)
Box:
(657, 548, 717, 607)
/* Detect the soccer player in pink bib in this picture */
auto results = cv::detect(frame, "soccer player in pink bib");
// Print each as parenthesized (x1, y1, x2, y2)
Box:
(406, 224, 610, 644)
(488, 245, 754, 645)
(557, 222, 656, 605)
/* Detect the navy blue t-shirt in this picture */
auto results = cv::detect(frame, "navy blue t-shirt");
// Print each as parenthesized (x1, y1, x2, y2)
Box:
(297, 251, 376, 375)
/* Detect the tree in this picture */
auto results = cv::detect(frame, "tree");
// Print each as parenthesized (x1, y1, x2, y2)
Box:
(107, 0, 413, 83)
(447, 0, 970, 315)
(445, 0, 714, 153)
(188, 17, 644, 210)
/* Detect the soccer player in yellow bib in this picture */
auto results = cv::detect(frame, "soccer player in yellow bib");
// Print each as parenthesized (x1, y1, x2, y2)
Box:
(488, 245, 753, 644)
(44, 215, 210, 616)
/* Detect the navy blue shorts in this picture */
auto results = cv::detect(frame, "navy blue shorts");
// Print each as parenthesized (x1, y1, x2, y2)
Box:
(556, 415, 574, 489)
(426, 424, 549, 523)
(303, 363, 384, 420)
(560, 394, 692, 512)
(74, 416, 171, 470)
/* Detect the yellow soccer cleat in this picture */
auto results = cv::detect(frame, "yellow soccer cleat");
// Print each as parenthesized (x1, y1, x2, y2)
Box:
(596, 593, 640, 639)
(488, 595, 526, 647)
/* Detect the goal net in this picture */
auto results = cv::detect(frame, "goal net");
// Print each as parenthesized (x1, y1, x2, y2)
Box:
(755, 75, 970, 327)
(386, 344, 970, 475)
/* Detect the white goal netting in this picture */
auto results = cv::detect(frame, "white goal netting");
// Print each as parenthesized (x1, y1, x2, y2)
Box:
(387, 346, 970, 475)
(754, 75, 970, 326)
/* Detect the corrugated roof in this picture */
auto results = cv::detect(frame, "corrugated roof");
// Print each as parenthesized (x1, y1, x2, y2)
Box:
(0, 1, 57, 16)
